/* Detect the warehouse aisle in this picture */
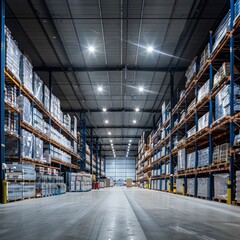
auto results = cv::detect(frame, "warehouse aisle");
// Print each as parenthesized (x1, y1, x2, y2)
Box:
(0, 188, 240, 240)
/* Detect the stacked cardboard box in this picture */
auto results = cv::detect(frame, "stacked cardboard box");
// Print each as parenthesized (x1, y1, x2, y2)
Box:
(126, 178, 132, 187)
(235, 171, 240, 202)
(213, 143, 229, 164)
(34, 137, 43, 163)
(198, 147, 209, 167)
(21, 55, 33, 94)
(197, 80, 209, 103)
(5, 111, 18, 135)
(5, 85, 18, 107)
(187, 178, 195, 195)
(67, 172, 92, 192)
(187, 126, 196, 138)
(177, 149, 186, 171)
(18, 96, 32, 126)
(213, 12, 230, 52)
(213, 173, 229, 200)
(21, 130, 34, 159)
(33, 72, 43, 104)
(198, 112, 209, 131)
(185, 58, 197, 87)
(33, 108, 43, 132)
(44, 85, 50, 112)
(197, 177, 209, 198)
(200, 44, 210, 71)
(215, 84, 240, 121)
(176, 178, 184, 194)
(187, 152, 195, 169)
(5, 27, 21, 81)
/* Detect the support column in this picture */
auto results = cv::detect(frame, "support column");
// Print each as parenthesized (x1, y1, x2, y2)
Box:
(80, 111, 86, 171)
(99, 144, 102, 177)
(90, 128, 93, 175)
(209, 31, 214, 200)
(229, 0, 235, 204)
(95, 137, 99, 180)
(170, 71, 174, 192)
(0, 0, 5, 204)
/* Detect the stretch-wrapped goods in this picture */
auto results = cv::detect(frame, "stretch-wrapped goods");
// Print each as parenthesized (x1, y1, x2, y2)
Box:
(187, 152, 195, 169)
(214, 173, 229, 200)
(197, 177, 209, 198)
(21, 129, 34, 159)
(33, 72, 43, 104)
(176, 178, 184, 194)
(198, 147, 209, 167)
(5, 27, 21, 81)
(177, 149, 186, 171)
(187, 178, 195, 195)
(21, 55, 33, 94)
(18, 95, 32, 126)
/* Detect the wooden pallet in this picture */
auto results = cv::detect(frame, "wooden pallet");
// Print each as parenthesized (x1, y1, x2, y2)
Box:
(7, 196, 35, 203)
(213, 198, 227, 203)
(197, 196, 208, 200)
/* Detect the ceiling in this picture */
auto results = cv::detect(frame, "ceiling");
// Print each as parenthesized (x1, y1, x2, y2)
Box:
(5, 0, 229, 157)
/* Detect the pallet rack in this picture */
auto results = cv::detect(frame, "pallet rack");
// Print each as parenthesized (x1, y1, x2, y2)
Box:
(0, 2, 89, 202)
(136, 0, 240, 205)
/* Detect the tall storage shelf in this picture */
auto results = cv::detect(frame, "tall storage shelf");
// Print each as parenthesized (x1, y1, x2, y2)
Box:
(1, 26, 82, 203)
(136, 0, 240, 205)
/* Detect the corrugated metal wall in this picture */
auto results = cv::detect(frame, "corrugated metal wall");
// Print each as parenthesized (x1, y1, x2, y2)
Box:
(105, 157, 136, 181)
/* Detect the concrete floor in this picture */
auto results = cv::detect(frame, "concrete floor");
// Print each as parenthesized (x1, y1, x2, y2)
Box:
(0, 188, 240, 240)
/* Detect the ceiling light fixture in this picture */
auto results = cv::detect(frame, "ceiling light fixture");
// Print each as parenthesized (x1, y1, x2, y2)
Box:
(133, 119, 137, 124)
(98, 86, 103, 92)
(135, 107, 140, 112)
(88, 46, 95, 53)
(129, 139, 132, 143)
(147, 46, 153, 53)
(138, 86, 144, 92)
(105, 119, 109, 124)
(110, 139, 113, 143)
(108, 131, 112, 135)
(128, 143, 131, 146)
(102, 107, 107, 112)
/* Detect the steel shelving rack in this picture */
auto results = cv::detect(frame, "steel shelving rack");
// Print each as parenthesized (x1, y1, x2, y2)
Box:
(0, 0, 85, 203)
(137, 0, 240, 205)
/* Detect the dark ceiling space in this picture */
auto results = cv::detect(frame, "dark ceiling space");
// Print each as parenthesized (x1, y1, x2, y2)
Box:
(5, 0, 229, 157)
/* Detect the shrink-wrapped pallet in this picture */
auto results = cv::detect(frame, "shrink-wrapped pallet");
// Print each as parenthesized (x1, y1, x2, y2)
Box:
(33, 72, 43, 104)
(198, 80, 209, 103)
(18, 96, 32, 126)
(5, 27, 21, 81)
(187, 178, 195, 195)
(198, 147, 209, 167)
(21, 129, 34, 159)
(177, 149, 186, 171)
(213, 173, 229, 200)
(198, 112, 209, 131)
(176, 178, 184, 194)
(187, 152, 195, 169)
(235, 171, 240, 201)
(197, 177, 209, 198)
(20, 55, 33, 94)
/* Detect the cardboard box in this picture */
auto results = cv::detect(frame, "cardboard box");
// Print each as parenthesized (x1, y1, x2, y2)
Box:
(126, 178, 132, 187)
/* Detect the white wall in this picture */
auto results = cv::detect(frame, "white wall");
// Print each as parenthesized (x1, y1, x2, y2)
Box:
(105, 157, 136, 181)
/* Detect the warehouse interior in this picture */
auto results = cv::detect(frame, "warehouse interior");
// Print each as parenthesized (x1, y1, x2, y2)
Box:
(1, 0, 240, 239)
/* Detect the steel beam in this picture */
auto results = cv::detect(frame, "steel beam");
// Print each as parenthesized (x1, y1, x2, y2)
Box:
(63, 108, 161, 113)
(89, 136, 140, 139)
(34, 65, 187, 73)
(85, 125, 152, 130)
(0, 0, 5, 204)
